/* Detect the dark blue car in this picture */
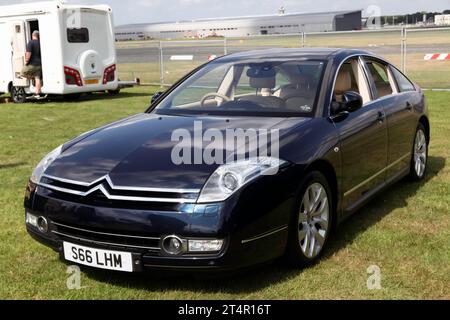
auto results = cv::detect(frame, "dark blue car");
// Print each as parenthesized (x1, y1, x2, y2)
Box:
(24, 49, 429, 273)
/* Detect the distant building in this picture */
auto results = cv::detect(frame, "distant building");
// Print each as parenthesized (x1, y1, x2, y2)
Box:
(115, 10, 362, 41)
(435, 14, 450, 26)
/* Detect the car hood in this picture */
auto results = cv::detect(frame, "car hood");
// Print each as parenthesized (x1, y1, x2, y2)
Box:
(45, 113, 311, 189)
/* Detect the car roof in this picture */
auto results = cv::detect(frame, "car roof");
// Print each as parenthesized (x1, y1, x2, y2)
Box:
(216, 48, 373, 62)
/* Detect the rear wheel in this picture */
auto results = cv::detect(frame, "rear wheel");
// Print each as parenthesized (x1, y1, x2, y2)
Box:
(409, 123, 428, 181)
(286, 171, 333, 266)
(11, 86, 27, 104)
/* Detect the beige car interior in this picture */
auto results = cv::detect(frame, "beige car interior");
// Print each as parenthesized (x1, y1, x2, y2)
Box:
(216, 64, 317, 111)
(333, 59, 371, 105)
(365, 61, 398, 98)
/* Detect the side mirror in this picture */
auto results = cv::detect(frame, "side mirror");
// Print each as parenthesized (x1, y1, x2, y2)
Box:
(151, 91, 164, 105)
(331, 91, 363, 115)
(342, 91, 363, 112)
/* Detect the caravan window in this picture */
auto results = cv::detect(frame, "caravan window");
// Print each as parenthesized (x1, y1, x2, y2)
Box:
(67, 28, 89, 43)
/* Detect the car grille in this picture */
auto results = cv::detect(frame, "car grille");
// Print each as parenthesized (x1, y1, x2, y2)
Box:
(50, 220, 161, 253)
(38, 174, 200, 210)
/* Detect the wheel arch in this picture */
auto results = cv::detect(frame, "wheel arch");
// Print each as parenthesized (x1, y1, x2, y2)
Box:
(7, 82, 13, 93)
(419, 116, 430, 142)
(304, 159, 339, 228)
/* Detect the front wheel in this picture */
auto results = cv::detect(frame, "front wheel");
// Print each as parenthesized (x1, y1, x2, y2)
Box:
(286, 171, 333, 267)
(409, 123, 428, 181)
(11, 86, 27, 104)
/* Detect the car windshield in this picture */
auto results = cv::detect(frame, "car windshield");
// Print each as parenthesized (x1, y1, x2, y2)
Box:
(154, 58, 327, 117)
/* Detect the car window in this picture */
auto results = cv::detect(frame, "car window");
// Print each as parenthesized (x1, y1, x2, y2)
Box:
(391, 67, 416, 92)
(67, 28, 89, 43)
(172, 64, 229, 106)
(235, 67, 290, 95)
(365, 60, 394, 98)
(333, 57, 373, 103)
(333, 62, 360, 101)
(235, 66, 255, 96)
(155, 59, 327, 116)
(275, 71, 290, 89)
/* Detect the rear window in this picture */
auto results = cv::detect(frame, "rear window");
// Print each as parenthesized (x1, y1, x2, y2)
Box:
(67, 28, 89, 43)
(391, 67, 415, 92)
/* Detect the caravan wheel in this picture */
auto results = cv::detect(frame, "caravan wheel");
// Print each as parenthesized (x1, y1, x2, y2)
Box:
(11, 86, 27, 104)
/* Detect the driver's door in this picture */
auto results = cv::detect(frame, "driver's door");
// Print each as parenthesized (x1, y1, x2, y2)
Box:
(331, 57, 388, 212)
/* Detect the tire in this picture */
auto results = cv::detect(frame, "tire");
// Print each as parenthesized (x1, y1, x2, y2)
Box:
(286, 171, 333, 267)
(11, 86, 27, 104)
(409, 123, 428, 181)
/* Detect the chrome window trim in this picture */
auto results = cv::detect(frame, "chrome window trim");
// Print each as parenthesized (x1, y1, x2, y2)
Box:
(343, 153, 411, 198)
(328, 53, 397, 116)
(360, 56, 399, 100)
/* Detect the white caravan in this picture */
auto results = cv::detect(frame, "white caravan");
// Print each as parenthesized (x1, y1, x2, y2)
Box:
(0, 1, 119, 103)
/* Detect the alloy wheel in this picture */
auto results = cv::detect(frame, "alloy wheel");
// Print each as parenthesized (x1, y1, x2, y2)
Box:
(12, 86, 26, 104)
(414, 129, 427, 178)
(298, 182, 330, 259)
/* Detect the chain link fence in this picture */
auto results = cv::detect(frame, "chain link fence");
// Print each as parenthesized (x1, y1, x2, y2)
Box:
(116, 28, 450, 89)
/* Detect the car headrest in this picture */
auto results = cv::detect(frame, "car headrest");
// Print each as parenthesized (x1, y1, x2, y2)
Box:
(334, 70, 352, 93)
(247, 65, 276, 89)
(249, 76, 276, 89)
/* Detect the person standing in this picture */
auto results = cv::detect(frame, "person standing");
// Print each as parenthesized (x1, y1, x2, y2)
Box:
(24, 30, 43, 99)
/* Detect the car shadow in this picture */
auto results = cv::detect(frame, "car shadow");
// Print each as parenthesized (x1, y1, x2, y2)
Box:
(322, 155, 445, 260)
(0, 162, 27, 170)
(80, 156, 445, 294)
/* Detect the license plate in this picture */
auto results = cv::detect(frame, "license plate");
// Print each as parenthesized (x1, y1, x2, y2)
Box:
(84, 79, 99, 85)
(63, 242, 133, 272)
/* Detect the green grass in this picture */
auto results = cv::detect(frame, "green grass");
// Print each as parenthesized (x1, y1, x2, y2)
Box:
(0, 87, 449, 299)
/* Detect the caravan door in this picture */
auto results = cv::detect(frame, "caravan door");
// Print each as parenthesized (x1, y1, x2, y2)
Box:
(9, 21, 29, 87)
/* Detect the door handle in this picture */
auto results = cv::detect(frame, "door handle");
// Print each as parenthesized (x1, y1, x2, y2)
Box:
(377, 111, 386, 123)
(406, 101, 413, 111)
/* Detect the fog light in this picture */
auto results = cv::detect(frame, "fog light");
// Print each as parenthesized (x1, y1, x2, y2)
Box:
(37, 216, 48, 233)
(26, 212, 38, 228)
(162, 235, 187, 255)
(188, 239, 224, 253)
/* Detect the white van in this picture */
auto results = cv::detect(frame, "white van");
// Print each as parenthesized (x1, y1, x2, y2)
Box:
(0, 1, 119, 103)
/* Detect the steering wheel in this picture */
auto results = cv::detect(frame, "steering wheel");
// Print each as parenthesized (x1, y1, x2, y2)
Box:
(200, 93, 231, 107)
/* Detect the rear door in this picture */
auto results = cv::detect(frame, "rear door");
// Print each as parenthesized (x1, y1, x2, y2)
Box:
(362, 57, 416, 178)
(9, 20, 29, 87)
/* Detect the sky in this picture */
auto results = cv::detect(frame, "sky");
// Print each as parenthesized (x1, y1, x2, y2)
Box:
(2, 0, 449, 26)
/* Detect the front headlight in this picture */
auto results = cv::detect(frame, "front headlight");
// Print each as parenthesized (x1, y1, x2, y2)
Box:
(30, 145, 63, 184)
(197, 157, 286, 203)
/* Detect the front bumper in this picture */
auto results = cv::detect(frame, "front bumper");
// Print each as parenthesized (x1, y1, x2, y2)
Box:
(25, 182, 290, 273)
(26, 224, 232, 272)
